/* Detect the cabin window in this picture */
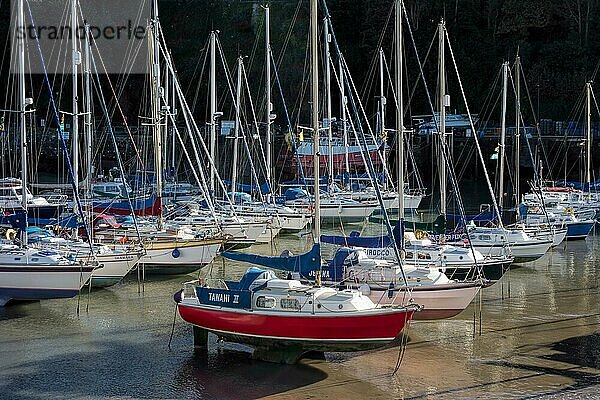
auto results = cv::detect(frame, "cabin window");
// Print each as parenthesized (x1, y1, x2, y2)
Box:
(31, 258, 38, 262)
(479, 235, 491, 241)
(14, 257, 20, 261)
(280, 298, 301, 310)
(417, 253, 431, 260)
(405, 252, 414, 258)
(256, 296, 275, 308)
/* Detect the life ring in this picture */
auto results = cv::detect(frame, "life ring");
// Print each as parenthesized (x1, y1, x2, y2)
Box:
(5, 229, 16, 241)
(564, 207, 574, 215)
(118, 236, 128, 244)
(415, 230, 427, 240)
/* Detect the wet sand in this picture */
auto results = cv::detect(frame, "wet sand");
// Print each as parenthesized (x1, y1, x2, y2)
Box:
(1, 232, 600, 399)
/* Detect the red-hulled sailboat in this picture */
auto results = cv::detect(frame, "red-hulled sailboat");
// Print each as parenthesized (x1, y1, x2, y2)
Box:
(172, 0, 418, 361)
(175, 267, 418, 352)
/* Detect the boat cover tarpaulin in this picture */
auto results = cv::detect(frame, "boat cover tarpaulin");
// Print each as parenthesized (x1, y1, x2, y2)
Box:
(0, 212, 27, 229)
(446, 211, 498, 224)
(222, 244, 322, 278)
(321, 231, 393, 248)
(223, 181, 272, 195)
(90, 194, 161, 216)
(320, 223, 402, 249)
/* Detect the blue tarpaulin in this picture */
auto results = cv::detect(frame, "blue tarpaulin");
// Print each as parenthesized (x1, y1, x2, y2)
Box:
(223, 181, 272, 195)
(222, 244, 322, 279)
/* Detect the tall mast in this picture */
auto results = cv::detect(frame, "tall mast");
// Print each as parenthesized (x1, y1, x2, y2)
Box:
(171, 65, 176, 179)
(586, 81, 592, 196)
(151, 0, 164, 229)
(71, 0, 80, 214)
(163, 56, 170, 175)
(340, 58, 349, 178)
(324, 17, 333, 191)
(84, 22, 93, 243)
(438, 20, 446, 216)
(379, 48, 387, 191)
(265, 6, 273, 201)
(84, 23, 92, 193)
(209, 32, 217, 194)
(231, 57, 242, 203)
(395, 0, 404, 224)
(499, 61, 508, 213)
(311, 0, 320, 243)
(514, 55, 521, 208)
(17, 0, 28, 246)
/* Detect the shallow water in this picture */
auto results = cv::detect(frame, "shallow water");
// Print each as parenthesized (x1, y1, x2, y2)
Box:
(1, 224, 600, 399)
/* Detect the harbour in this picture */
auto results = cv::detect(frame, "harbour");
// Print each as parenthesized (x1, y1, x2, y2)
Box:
(1, 230, 600, 399)
(3, 0, 600, 398)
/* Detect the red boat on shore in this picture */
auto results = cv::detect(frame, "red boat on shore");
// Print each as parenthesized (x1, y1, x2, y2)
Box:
(175, 268, 418, 358)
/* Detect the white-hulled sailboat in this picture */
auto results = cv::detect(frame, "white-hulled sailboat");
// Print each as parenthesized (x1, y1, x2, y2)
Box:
(0, 0, 95, 306)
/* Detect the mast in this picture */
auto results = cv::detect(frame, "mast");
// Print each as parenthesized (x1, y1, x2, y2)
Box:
(209, 31, 217, 193)
(379, 48, 387, 191)
(231, 57, 242, 203)
(265, 6, 273, 201)
(171, 66, 176, 180)
(499, 61, 508, 213)
(324, 17, 333, 192)
(163, 55, 170, 178)
(395, 0, 404, 226)
(586, 81, 592, 196)
(17, 0, 28, 246)
(151, 0, 164, 229)
(514, 55, 521, 208)
(71, 0, 80, 214)
(84, 22, 93, 243)
(438, 20, 446, 216)
(311, 0, 320, 243)
(341, 58, 349, 179)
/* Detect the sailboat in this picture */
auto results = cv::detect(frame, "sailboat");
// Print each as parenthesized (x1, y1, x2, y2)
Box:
(520, 82, 597, 240)
(316, 6, 482, 320)
(283, 15, 423, 222)
(124, 0, 224, 275)
(175, 0, 418, 361)
(0, 0, 95, 306)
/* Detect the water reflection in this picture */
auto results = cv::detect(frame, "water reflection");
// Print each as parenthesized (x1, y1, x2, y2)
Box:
(174, 351, 328, 399)
(1, 232, 600, 399)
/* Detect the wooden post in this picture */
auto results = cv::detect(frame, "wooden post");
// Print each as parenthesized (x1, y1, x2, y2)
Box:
(193, 326, 208, 350)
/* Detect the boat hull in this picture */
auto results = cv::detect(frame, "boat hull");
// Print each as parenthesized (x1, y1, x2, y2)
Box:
(566, 221, 595, 239)
(0, 265, 95, 306)
(3, 204, 66, 221)
(256, 226, 282, 244)
(275, 214, 309, 233)
(289, 202, 382, 222)
(140, 240, 221, 275)
(466, 240, 553, 264)
(88, 252, 142, 288)
(177, 302, 414, 350)
(443, 259, 513, 281)
(364, 283, 480, 320)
